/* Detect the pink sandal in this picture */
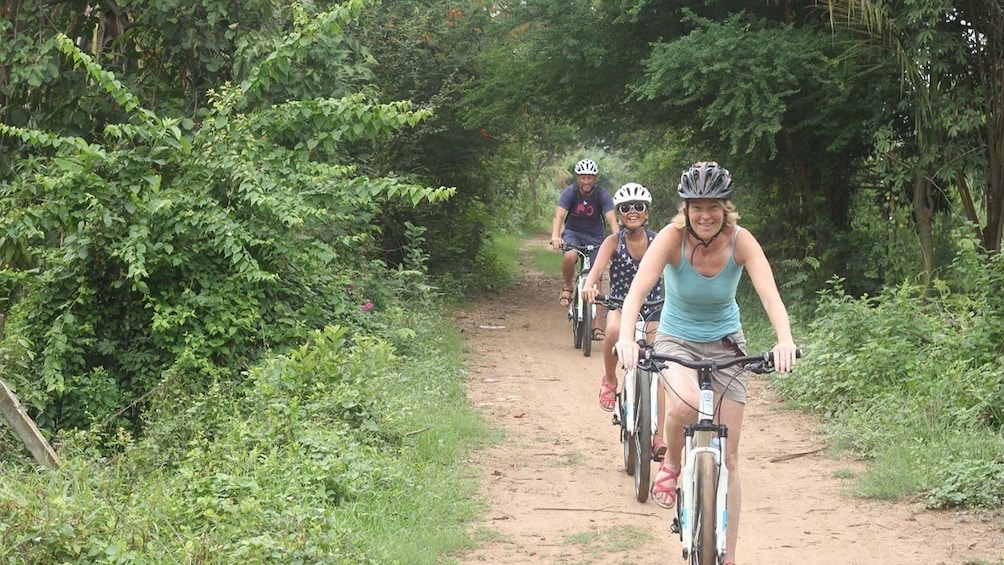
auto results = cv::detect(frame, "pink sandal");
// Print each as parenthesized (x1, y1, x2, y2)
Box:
(651, 462, 680, 509)
(598, 378, 617, 412)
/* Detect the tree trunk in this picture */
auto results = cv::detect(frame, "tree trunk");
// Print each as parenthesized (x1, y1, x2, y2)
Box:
(984, 108, 1004, 252)
(913, 173, 934, 293)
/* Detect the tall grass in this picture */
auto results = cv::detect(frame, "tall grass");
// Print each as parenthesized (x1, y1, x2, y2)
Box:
(0, 309, 497, 563)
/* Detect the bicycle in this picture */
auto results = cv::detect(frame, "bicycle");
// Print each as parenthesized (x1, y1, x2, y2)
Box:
(637, 345, 799, 564)
(594, 294, 664, 502)
(561, 244, 598, 357)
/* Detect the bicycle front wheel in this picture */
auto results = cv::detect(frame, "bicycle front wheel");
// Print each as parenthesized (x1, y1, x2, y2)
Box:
(621, 370, 635, 477)
(633, 369, 652, 502)
(691, 451, 718, 565)
(571, 285, 584, 349)
(581, 299, 593, 357)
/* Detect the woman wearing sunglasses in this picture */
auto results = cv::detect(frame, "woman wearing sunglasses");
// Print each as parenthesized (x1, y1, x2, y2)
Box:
(582, 183, 666, 450)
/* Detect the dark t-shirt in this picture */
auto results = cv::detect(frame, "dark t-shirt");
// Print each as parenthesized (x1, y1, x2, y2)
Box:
(557, 184, 614, 239)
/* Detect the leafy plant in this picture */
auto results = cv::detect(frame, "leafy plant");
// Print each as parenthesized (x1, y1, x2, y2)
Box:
(0, 7, 453, 434)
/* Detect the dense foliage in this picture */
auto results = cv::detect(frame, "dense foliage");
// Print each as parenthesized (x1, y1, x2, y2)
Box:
(0, 4, 451, 433)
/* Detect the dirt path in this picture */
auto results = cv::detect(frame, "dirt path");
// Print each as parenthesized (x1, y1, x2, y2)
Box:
(455, 234, 1004, 565)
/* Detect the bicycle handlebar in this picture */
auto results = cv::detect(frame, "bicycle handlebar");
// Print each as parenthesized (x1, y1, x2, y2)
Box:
(593, 294, 664, 311)
(638, 345, 803, 375)
(560, 243, 598, 254)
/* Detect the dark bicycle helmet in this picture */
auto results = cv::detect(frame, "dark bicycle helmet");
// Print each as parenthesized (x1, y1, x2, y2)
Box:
(574, 158, 599, 175)
(677, 161, 734, 200)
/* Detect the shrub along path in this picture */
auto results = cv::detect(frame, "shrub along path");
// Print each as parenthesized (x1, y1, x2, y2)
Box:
(455, 233, 1004, 564)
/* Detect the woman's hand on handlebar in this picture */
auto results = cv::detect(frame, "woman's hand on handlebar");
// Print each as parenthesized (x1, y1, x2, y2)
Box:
(771, 340, 799, 373)
(615, 339, 640, 370)
(549, 236, 565, 250)
(582, 286, 598, 303)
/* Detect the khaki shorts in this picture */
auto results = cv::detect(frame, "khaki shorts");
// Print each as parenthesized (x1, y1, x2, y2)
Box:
(652, 330, 749, 403)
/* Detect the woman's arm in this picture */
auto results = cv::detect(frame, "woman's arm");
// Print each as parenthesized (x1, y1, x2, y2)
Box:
(582, 234, 617, 302)
(615, 225, 677, 368)
(735, 229, 798, 372)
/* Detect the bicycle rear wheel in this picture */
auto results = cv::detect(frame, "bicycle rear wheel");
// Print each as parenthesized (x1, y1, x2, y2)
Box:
(581, 298, 593, 357)
(691, 451, 718, 565)
(633, 369, 652, 502)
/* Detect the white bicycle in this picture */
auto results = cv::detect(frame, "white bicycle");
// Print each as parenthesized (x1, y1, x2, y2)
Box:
(561, 244, 598, 356)
(637, 346, 797, 564)
(595, 294, 664, 502)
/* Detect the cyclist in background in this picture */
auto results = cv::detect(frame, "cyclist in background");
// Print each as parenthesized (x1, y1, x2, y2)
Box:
(614, 161, 798, 565)
(581, 183, 668, 458)
(549, 158, 619, 341)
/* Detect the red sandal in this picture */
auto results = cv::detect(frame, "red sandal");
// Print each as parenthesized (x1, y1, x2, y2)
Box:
(598, 378, 617, 412)
(651, 462, 680, 509)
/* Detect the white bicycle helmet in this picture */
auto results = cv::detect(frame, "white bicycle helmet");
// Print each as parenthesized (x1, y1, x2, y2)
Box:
(573, 158, 599, 175)
(613, 182, 652, 206)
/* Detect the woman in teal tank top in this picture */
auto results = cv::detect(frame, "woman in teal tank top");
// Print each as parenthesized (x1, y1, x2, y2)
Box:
(613, 162, 798, 565)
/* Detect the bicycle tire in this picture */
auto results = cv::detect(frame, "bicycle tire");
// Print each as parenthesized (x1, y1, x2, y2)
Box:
(692, 451, 718, 565)
(581, 298, 593, 357)
(571, 285, 583, 349)
(633, 369, 652, 502)
(621, 369, 636, 477)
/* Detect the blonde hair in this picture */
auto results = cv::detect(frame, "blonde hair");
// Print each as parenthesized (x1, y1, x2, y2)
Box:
(670, 199, 740, 228)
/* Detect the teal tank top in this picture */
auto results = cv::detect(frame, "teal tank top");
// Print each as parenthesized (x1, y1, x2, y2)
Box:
(658, 227, 744, 342)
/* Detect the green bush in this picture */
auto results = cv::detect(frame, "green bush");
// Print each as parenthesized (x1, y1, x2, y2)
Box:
(774, 246, 1004, 508)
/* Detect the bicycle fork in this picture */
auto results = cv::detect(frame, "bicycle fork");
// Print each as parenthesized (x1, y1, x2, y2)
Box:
(673, 387, 729, 561)
(619, 368, 659, 439)
(574, 275, 596, 321)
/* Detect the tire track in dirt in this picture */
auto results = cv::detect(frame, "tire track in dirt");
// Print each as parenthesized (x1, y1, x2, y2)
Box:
(456, 234, 1004, 565)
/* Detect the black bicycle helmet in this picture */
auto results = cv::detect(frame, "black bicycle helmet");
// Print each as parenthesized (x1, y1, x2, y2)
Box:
(677, 161, 734, 200)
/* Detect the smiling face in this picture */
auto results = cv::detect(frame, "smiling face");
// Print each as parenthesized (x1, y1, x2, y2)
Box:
(686, 198, 725, 239)
(617, 201, 649, 229)
(577, 174, 597, 194)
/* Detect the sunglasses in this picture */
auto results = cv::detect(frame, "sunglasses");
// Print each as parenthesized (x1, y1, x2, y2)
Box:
(617, 202, 648, 214)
